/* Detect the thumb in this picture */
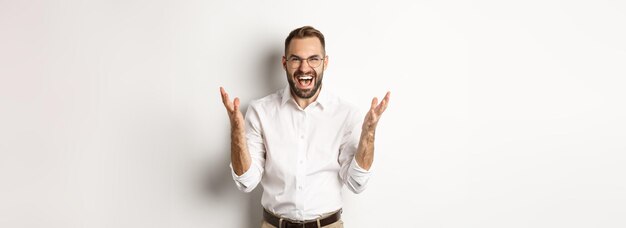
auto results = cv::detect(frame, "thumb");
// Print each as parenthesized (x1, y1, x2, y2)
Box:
(233, 97, 240, 113)
(370, 97, 378, 110)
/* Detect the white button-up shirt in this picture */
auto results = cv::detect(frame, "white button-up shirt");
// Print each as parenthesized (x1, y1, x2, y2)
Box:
(230, 85, 373, 221)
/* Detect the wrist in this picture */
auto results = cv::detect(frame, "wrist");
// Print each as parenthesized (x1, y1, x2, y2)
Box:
(361, 126, 376, 135)
(360, 129, 375, 143)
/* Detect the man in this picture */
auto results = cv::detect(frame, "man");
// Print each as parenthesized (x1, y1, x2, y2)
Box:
(220, 26, 390, 228)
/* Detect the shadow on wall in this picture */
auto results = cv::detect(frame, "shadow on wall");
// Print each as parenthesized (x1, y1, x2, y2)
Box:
(203, 152, 263, 228)
(205, 47, 284, 228)
(257, 46, 286, 98)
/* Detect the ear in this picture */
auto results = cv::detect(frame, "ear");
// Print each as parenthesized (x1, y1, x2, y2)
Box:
(282, 56, 287, 70)
(323, 55, 329, 70)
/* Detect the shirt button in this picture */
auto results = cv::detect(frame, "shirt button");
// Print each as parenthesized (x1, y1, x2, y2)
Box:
(299, 160, 303, 164)
(300, 135, 304, 139)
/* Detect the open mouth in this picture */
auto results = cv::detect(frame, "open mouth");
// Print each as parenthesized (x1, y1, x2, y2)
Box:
(296, 75, 314, 89)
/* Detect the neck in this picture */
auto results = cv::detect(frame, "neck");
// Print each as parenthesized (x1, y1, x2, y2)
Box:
(291, 86, 321, 109)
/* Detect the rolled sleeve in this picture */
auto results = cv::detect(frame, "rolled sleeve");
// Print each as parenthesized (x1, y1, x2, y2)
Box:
(230, 163, 261, 192)
(346, 158, 373, 193)
(338, 107, 373, 194)
(230, 101, 265, 193)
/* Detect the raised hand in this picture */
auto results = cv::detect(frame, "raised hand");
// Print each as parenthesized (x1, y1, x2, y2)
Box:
(220, 87, 251, 175)
(220, 87, 244, 129)
(362, 91, 390, 133)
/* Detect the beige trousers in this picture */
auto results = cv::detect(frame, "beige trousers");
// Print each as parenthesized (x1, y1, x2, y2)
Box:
(261, 219, 343, 228)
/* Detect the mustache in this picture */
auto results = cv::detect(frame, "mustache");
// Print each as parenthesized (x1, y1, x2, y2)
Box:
(294, 70, 317, 77)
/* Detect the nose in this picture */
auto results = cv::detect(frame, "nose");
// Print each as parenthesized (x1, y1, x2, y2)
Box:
(298, 59, 312, 72)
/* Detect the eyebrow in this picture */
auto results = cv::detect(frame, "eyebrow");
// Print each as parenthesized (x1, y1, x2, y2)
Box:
(288, 54, 322, 59)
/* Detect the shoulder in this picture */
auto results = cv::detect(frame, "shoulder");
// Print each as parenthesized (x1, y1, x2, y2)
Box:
(248, 89, 284, 111)
(324, 93, 363, 127)
(336, 97, 359, 112)
(330, 96, 363, 132)
(329, 94, 361, 116)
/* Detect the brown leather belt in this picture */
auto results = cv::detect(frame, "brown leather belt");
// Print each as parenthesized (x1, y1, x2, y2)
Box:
(263, 208, 342, 228)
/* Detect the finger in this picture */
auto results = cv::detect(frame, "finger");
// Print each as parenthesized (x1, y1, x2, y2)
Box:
(220, 87, 233, 111)
(233, 97, 240, 113)
(370, 97, 378, 111)
(377, 91, 391, 113)
(220, 87, 229, 104)
(219, 87, 226, 101)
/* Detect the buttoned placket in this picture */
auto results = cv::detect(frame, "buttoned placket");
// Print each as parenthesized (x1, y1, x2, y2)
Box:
(294, 109, 308, 220)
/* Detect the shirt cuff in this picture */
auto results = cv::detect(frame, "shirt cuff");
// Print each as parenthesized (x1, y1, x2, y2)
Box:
(347, 159, 373, 192)
(351, 158, 373, 173)
(230, 163, 256, 190)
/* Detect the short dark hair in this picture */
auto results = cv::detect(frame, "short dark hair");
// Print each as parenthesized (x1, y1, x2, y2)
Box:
(284, 26, 326, 55)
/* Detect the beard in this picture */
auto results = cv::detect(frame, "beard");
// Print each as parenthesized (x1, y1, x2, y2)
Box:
(287, 69, 323, 99)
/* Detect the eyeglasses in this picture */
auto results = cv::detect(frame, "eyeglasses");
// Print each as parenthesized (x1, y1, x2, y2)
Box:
(285, 56, 325, 69)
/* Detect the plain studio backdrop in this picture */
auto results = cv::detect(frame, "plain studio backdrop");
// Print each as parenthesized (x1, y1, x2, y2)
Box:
(1, 0, 625, 227)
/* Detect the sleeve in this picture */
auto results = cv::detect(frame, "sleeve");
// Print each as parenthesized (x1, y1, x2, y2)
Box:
(338, 108, 373, 194)
(230, 102, 266, 193)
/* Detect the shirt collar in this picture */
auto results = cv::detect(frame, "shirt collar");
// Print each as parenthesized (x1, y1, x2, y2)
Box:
(280, 85, 330, 110)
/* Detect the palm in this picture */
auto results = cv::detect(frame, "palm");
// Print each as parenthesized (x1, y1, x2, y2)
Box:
(220, 87, 244, 128)
(363, 92, 390, 132)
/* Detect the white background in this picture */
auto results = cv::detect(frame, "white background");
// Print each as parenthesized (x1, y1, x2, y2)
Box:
(1, 0, 625, 227)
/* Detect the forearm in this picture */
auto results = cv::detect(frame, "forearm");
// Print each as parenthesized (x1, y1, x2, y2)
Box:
(354, 91, 390, 172)
(231, 125, 251, 176)
(355, 129, 375, 171)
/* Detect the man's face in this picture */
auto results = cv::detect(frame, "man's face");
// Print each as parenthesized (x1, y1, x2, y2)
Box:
(282, 37, 328, 99)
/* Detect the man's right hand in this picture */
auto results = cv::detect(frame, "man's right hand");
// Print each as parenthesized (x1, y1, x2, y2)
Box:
(220, 87, 245, 130)
(220, 87, 251, 176)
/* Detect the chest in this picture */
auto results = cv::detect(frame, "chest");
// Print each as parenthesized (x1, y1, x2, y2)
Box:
(260, 108, 349, 166)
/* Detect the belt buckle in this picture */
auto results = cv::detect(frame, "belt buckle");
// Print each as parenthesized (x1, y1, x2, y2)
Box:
(284, 220, 306, 228)
(296, 221, 307, 228)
